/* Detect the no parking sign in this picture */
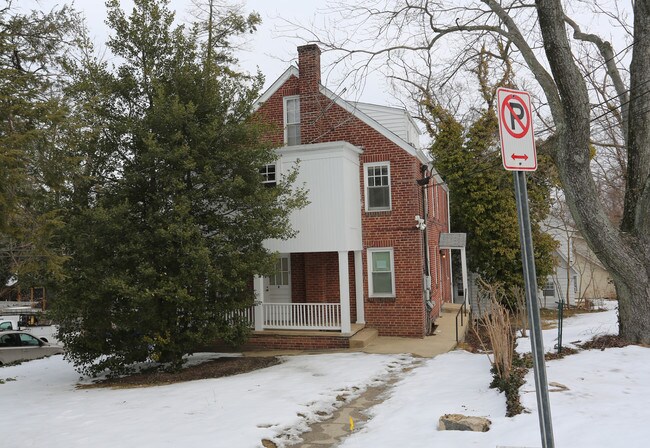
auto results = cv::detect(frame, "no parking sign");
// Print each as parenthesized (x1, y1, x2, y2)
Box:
(497, 87, 537, 171)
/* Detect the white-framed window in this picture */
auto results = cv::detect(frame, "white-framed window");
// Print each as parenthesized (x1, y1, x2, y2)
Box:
(367, 248, 395, 297)
(364, 162, 391, 211)
(283, 96, 300, 146)
(260, 164, 276, 187)
(543, 279, 555, 297)
(269, 255, 290, 286)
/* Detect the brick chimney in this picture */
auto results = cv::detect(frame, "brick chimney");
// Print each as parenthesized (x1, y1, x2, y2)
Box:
(297, 44, 321, 94)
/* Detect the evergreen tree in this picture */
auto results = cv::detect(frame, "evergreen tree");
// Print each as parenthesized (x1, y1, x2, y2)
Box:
(0, 2, 80, 294)
(423, 49, 556, 302)
(53, 0, 305, 375)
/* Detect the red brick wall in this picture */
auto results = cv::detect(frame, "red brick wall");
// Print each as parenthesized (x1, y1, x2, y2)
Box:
(290, 253, 306, 301)
(243, 333, 349, 350)
(204, 333, 350, 351)
(424, 179, 453, 320)
(254, 44, 455, 338)
(290, 252, 357, 323)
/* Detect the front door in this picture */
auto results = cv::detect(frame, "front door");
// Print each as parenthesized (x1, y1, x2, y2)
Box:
(265, 254, 291, 304)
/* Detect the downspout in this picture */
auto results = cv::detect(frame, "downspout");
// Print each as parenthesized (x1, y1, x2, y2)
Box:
(446, 187, 454, 303)
(418, 164, 433, 334)
(421, 167, 431, 278)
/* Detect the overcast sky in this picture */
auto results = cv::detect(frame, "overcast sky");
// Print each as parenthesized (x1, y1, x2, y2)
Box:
(25, 0, 392, 105)
(24, 0, 634, 123)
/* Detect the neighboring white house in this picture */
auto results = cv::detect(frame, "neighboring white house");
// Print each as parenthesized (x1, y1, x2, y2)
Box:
(542, 216, 616, 308)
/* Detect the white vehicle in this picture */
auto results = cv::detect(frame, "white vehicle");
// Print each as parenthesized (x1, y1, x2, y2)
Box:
(0, 310, 59, 344)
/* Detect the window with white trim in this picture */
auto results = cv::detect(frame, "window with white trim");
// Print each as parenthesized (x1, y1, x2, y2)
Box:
(543, 279, 555, 297)
(269, 256, 290, 286)
(283, 96, 300, 146)
(368, 248, 395, 297)
(364, 162, 391, 211)
(260, 164, 276, 187)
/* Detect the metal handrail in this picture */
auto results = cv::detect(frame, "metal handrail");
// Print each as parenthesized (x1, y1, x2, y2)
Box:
(455, 289, 469, 343)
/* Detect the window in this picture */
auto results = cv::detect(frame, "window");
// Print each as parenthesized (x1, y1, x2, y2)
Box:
(0, 333, 18, 347)
(19, 333, 41, 346)
(283, 96, 300, 146)
(260, 164, 276, 187)
(543, 279, 555, 297)
(269, 256, 290, 286)
(368, 248, 395, 297)
(364, 162, 391, 211)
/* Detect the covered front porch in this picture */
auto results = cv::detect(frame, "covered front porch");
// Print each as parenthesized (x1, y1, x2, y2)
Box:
(253, 141, 365, 335)
(250, 251, 365, 334)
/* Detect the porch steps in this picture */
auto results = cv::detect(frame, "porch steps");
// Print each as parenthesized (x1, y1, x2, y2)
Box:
(440, 302, 470, 344)
(349, 327, 379, 348)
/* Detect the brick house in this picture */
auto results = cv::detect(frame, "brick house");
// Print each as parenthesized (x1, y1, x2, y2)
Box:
(243, 44, 457, 350)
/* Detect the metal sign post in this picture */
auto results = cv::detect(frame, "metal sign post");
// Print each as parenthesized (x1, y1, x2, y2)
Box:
(497, 87, 555, 448)
(514, 171, 555, 448)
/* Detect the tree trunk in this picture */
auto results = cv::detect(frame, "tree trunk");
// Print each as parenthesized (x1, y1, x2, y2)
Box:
(535, 0, 650, 343)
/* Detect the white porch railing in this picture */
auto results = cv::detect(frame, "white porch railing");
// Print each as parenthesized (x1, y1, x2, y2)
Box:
(223, 306, 255, 327)
(227, 303, 343, 331)
(262, 303, 342, 330)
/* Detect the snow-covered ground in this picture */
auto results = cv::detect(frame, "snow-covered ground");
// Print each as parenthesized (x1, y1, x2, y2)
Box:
(3, 300, 649, 447)
(1, 352, 414, 447)
(516, 300, 619, 354)
(342, 301, 650, 447)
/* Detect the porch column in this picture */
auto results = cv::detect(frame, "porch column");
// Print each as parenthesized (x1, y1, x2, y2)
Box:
(338, 251, 352, 333)
(253, 275, 264, 331)
(449, 249, 454, 303)
(460, 248, 469, 309)
(354, 250, 365, 324)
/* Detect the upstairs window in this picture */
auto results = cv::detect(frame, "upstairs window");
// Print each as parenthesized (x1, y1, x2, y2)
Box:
(364, 162, 391, 211)
(284, 96, 301, 146)
(260, 164, 276, 187)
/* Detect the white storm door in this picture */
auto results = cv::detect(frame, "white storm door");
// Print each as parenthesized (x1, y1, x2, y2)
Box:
(265, 255, 291, 303)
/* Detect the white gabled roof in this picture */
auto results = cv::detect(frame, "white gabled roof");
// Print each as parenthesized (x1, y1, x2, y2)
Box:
(253, 65, 447, 190)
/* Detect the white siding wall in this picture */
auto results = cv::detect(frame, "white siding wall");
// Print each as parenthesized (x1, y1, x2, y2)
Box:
(264, 141, 363, 253)
(351, 102, 421, 148)
(541, 256, 578, 308)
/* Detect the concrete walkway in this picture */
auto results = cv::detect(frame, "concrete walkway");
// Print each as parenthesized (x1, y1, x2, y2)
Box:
(361, 303, 469, 357)
(259, 303, 471, 447)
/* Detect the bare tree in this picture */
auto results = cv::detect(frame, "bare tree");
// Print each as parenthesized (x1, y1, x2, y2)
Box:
(298, 0, 650, 343)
